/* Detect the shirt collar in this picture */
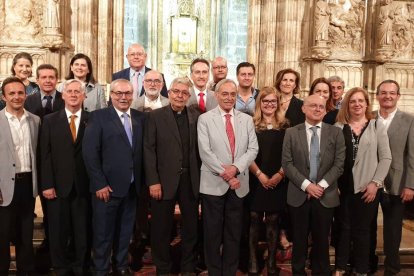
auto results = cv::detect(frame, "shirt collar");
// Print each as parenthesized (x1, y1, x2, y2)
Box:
(218, 106, 234, 117)
(378, 107, 398, 120)
(65, 108, 82, 119)
(305, 121, 322, 130)
(145, 94, 161, 103)
(130, 67, 146, 78)
(114, 107, 131, 118)
(40, 90, 56, 99)
(194, 87, 207, 96)
(5, 108, 29, 121)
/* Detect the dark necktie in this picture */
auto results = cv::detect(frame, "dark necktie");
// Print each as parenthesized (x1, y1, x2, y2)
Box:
(225, 114, 235, 162)
(309, 126, 320, 182)
(44, 95, 53, 114)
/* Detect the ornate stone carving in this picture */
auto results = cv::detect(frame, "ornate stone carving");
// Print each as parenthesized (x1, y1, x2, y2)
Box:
(375, 1, 414, 62)
(0, 0, 43, 44)
(42, 0, 63, 49)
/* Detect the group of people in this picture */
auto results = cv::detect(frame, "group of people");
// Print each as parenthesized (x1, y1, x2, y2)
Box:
(0, 43, 413, 276)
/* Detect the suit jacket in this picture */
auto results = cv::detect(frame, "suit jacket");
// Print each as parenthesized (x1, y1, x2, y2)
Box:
(40, 109, 90, 198)
(336, 119, 392, 193)
(112, 66, 168, 98)
(282, 122, 345, 208)
(82, 106, 145, 197)
(131, 95, 169, 111)
(285, 96, 305, 127)
(24, 90, 65, 119)
(382, 110, 414, 195)
(144, 105, 201, 199)
(187, 87, 218, 112)
(0, 109, 40, 206)
(197, 107, 258, 198)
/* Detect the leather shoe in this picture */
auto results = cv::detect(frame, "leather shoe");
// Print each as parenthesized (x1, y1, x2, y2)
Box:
(112, 269, 131, 276)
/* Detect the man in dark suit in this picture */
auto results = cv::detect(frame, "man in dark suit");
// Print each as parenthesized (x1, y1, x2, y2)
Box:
(112, 43, 168, 98)
(144, 77, 200, 275)
(24, 63, 65, 272)
(83, 79, 145, 275)
(40, 79, 90, 275)
(0, 77, 40, 276)
(24, 63, 65, 119)
(197, 79, 258, 275)
(282, 94, 345, 276)
(375, 80, 414, 276)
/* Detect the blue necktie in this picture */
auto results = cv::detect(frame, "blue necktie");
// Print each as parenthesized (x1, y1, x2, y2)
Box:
(122, 113, 133, 146)
(309, 126, 320, 182)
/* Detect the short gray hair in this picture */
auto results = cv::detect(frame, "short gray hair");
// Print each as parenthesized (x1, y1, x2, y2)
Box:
(215, 79, 237, 93)
(62, 79, 86, 94)
(170, 77, 193, 89)
(110, 79, 133, 92)
(327, 76, 345, 87)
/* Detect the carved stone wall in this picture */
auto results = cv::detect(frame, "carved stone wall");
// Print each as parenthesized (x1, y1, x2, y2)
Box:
(248, 0, 414, 112)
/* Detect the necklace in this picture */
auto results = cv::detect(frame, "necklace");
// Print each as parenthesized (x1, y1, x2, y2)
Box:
(280, 97, 292, 106)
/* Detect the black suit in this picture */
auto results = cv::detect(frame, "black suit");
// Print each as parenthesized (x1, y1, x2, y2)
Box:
(112, 66, 168, 98)
(144, 105, 201, 274)
(40, 110, 90, 275)
(24, 91, 65, 119)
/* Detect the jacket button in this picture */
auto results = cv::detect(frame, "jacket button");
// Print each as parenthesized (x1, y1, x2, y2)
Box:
(12, 178, 15, 181)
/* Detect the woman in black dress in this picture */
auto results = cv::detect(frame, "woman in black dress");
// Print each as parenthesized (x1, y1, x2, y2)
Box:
(309, 77, 338, 125)
(248, 87, 289, 275)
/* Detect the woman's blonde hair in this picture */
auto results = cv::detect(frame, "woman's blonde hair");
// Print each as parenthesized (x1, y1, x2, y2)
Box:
(336, 87, 373, 124)
(253, 86, 289, 132)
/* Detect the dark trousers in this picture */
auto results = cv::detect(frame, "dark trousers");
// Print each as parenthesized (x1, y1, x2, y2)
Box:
(335, 191, 380, 274)
(150, 172, 198, 274)
(201, 190, 244, 276)
(91, 191, 137, 275)
(47, 191, 91, 275)
(289, 198, 333, 276)
(0, 173, 35, 275)
(381, 192, 405, 275)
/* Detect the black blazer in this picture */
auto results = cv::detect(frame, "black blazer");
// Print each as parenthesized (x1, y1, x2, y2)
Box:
(83, 106, 145, 197)
(40, 110, 90, 197)
(24, 91, 65, 119)
(144, 105, 201, 200)
(112, 66, 168, 98)
(285, 96, 305, 127)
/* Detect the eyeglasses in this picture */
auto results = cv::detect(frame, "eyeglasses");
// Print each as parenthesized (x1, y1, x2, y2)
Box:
(169, 89, 190, 97)
(144, 79, 163, 85)
(261, 99, 278, 106)
(112, 91, 133, 98)
(213, 66, 227, 70)
(65, 90, 83, 95)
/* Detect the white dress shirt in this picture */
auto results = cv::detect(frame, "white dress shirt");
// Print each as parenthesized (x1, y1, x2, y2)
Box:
(377, 108, 397, 131)
(5, 109, 32, 173)
(114, 107, 133, 134)
(194, 88, 208, 106)
(301, 121, 329, 191)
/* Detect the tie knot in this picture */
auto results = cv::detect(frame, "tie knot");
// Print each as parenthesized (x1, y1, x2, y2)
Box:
(70, 114, 77, 119)
(199, 92, 204, 97)
(310, 126, 319, 134)
(44, 95, 52, 100)
(225, 113, 231, 120)
(122, 113, 129, 118)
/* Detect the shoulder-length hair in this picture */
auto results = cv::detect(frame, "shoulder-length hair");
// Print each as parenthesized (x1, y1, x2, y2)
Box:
(336, 87, 373, 124)
(66, 53, 96, 84)
(274, 68, 301, 95)
(253, 86, 289, 132)
(309, 77, 335, 112)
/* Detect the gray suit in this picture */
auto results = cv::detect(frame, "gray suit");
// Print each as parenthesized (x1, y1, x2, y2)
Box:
(0, 109, 40, 206)
(198, 107, 258, 198)
(197, 106, 258, 275)
(282, 122, 345, 275)
(187, 88, 217, 112)
(131, 94, 169, 112)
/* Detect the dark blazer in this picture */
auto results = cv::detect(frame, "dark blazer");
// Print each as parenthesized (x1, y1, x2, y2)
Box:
(282, 122, 345, 208)
(82, 106, 145, 197)
(112, 66, 168, 98)
(24, 91, 65, 119)
(144, 105, 201, 199)
(285, 96, 305, 127)
(40, 109, 89, 197)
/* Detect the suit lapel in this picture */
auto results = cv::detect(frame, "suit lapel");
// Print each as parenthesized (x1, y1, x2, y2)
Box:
(319, 123, 328, 165)
(298, 124, 309, 166)
(387, 110, 401, 138)
(187, 106, 199, 149)
(0, 110, 15, 154)
(110, 107, 132, 148)
(164, 106, 182, 147)
(75, 111, 88, 147)
(212, 108, 231, 152)
(233, 110, 242, 157)
(57, 110, 75, 146)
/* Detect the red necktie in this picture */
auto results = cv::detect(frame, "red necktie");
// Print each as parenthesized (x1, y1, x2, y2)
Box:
(199, 92, 206, 113)
(225, 114, 235, 162)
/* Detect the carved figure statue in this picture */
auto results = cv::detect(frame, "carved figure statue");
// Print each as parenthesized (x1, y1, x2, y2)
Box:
(45, 0, 60, 32)
(315, 0, 330, 42)
(378, 0, 395, 47)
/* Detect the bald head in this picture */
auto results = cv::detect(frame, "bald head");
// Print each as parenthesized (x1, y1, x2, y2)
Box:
(211, 56, 228, 83)
(126, 43, 147, 71)
(302, 95, 327, 125)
